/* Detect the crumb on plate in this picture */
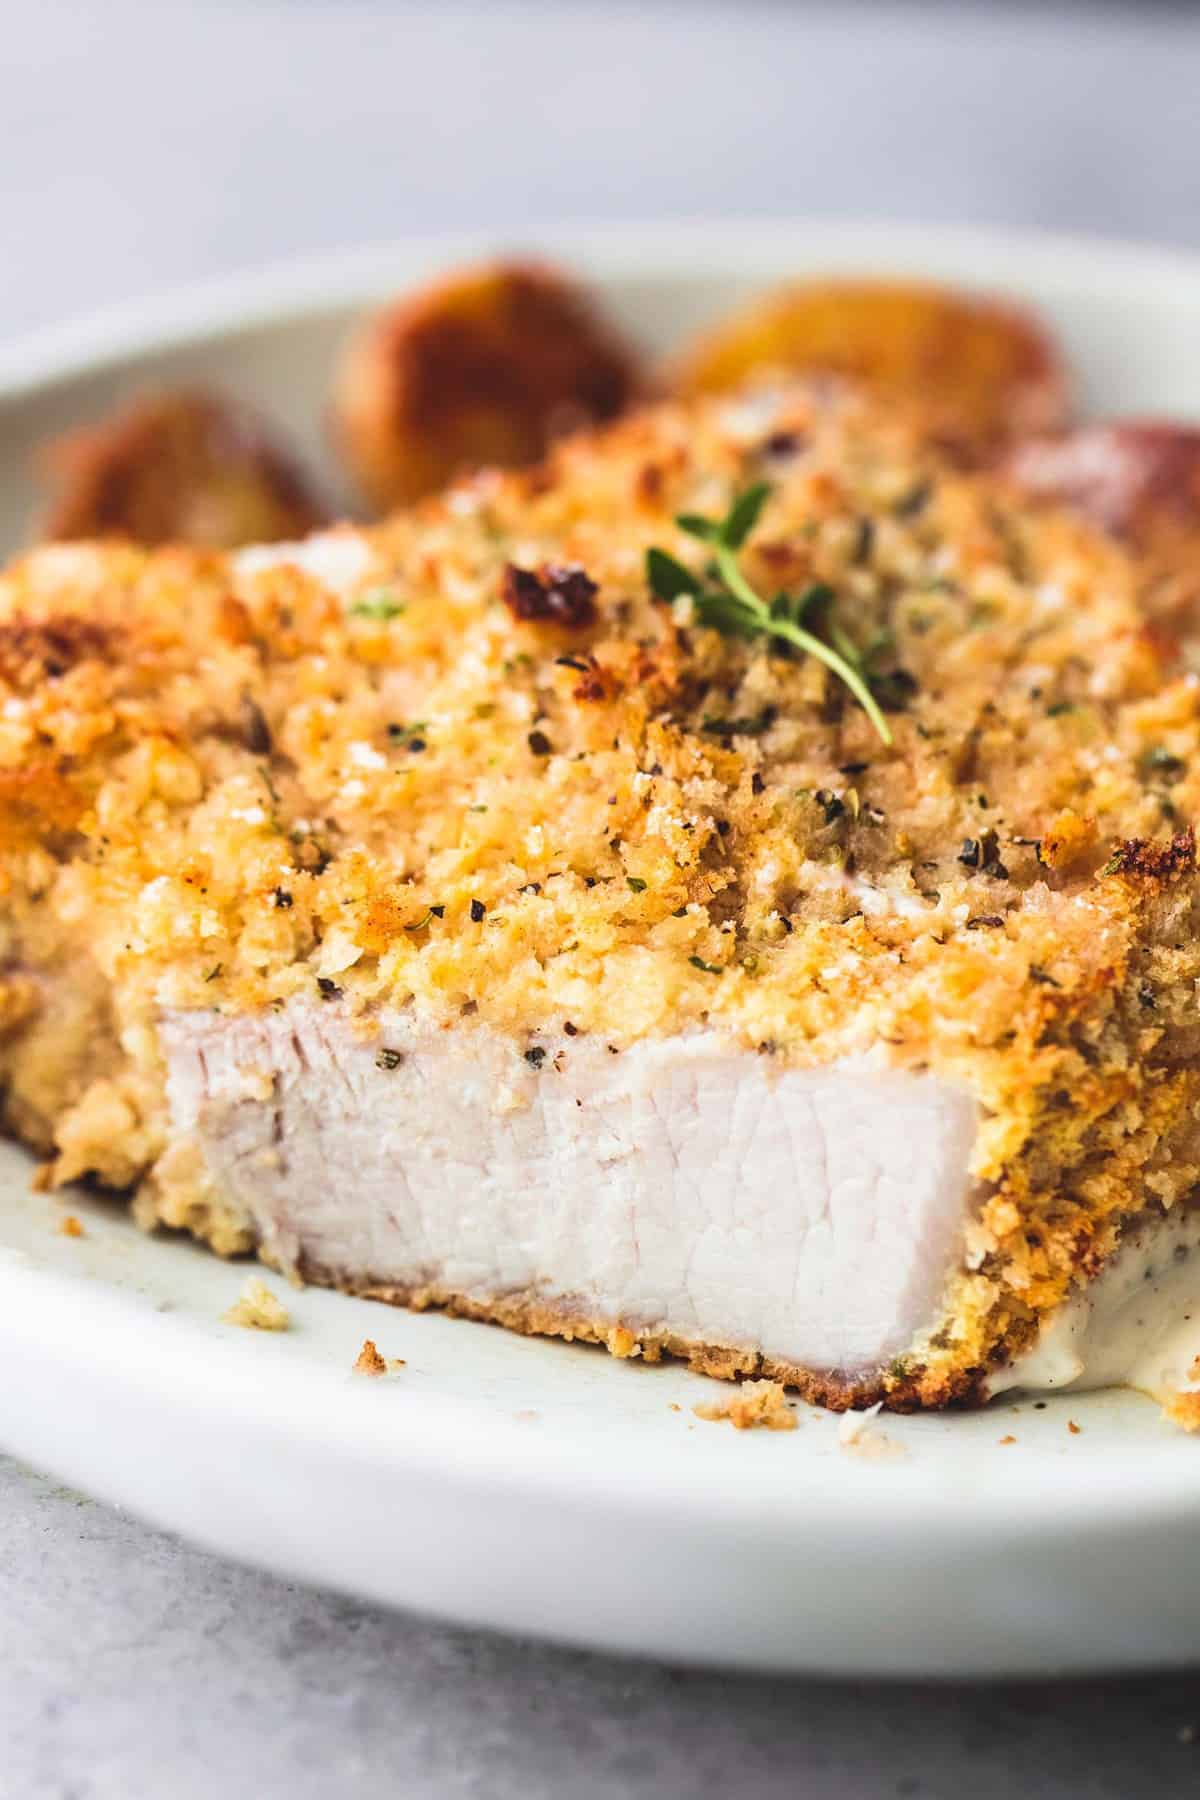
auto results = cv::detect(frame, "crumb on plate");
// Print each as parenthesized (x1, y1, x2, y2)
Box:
(1152, 1387, 1200, 1432)
(353, 1337, 388, 1375)
(223, 1275, 290, 1331)
(693, 1378, 797, 1432)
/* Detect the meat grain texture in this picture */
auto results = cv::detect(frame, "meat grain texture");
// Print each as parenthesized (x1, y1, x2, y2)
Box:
(2, 383, 1199, 1412)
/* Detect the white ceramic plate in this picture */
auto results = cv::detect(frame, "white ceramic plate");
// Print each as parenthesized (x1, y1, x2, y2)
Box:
(4, 221, 1200, 1679)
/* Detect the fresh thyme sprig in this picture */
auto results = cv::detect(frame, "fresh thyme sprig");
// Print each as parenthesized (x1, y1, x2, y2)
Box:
(645, 483, 893, 747)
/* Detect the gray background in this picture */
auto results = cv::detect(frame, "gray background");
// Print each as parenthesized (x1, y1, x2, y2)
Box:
(7, 0, 1200, 341)
(6, 2, 1200, 1794)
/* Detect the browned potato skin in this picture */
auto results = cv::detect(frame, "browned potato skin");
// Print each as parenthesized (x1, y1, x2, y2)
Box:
(1003, 421, 1200, 638)
(1004, 421, 1200, 545)
(669, 278, 1070, 452)
(330, 261, 640, 512)
(37, 391, 327, 549)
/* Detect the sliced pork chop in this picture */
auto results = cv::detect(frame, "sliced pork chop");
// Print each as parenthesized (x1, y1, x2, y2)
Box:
(5, 385, 1200, 1415)
(162, 1004, 977, 1382)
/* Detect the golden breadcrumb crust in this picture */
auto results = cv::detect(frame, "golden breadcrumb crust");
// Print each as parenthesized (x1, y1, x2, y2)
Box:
(3, 383, 1200, 1407)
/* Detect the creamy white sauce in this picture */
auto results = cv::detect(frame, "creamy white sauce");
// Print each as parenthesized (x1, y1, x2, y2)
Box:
(990, 1206, 1200, 1404)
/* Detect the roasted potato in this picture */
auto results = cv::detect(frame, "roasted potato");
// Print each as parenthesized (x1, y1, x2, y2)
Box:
(37, 390, 326, 549)
(669, 278, 1069, 451)
(1004, 421, 1200, 547)
(330, 260, 640, 511)
(1004, 421, 1200, 638)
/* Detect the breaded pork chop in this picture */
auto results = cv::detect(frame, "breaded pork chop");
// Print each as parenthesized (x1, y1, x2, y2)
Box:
(4, 384, 1200, 1415)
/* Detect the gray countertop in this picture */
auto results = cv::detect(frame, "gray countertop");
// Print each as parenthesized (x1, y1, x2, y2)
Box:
(5, 1452, 1200, 1800)
(8, 3, 1200, 1793)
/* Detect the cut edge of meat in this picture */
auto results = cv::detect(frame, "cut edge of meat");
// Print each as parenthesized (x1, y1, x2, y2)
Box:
(156, 1000, 984, 1410)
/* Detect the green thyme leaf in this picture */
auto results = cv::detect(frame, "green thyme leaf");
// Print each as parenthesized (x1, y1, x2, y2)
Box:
(675, 512, 721, 543)
(645, 547, 700, 601)
(688, 955, 723, 975)
(626, 876, 648, 892)
(720, 481, 772, 549)
(693, 588, 762, 638)
(650, 489, 892, 743)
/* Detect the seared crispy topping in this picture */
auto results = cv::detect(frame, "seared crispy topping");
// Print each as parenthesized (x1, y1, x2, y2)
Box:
(0, 615, 114, 687)
(2, 385, 1197, 1100)
(501, 561, 598, 628)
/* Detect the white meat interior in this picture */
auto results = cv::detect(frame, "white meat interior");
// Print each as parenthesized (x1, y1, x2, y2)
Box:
(162, 1005, 979, 1375)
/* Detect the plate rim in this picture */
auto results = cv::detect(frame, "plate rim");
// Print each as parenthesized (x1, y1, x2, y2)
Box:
(3, 1244, 1197, 1534)
(6, 214, 1200, 400)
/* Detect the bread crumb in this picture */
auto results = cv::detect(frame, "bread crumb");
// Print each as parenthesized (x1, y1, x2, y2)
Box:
(223, 1276, 290, 1331)
(57, 1214, 84, 1238)
(606, 1325, 639, 1359)
(353, 1337, 388, 1375)
(31, 1162, 53, 1194)
(1162, 1390, 1200, 1431)
(998, 1434, 1017, 1445)
(668, 1402, 681, 1413)
(838, 1401, 907, 1460)
(694, 1378, 797, 1432)
(1067, 1418, 1082, 1435)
